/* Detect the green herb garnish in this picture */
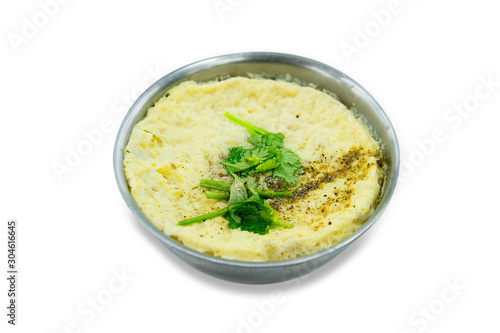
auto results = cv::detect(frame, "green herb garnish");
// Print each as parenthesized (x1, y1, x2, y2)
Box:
(226, 191, 292, 235)
(220, 146, 278, 173)
(224, 112, 285, 148)
(177, 207, 229, 226)
(222, 112, 302, 185)
(177, 113, 301, 235)
(269, 147, 302, 186)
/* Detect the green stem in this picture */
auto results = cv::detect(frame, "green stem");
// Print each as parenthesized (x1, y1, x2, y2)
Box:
(205, 191, 230, 200)
(257, 189, 292, 198)
(225, 112, 269, 135)
(177, 207, 229, 226)
(200, 179, 231, 192)
(200, 179, 292, 198)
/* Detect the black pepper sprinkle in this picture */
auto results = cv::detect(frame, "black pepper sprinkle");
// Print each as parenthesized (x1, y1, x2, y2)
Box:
(269, 147, 372, 213)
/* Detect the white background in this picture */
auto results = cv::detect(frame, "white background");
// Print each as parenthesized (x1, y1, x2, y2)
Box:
(1, 0, 499, 332)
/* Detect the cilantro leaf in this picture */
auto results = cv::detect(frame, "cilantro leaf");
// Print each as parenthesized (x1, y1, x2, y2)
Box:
(247, 132, 285, 149)
(227, 194, 292, 235)
(227, 186, 257, 227)
(272, 148, 303, 186)
(221, 146, 277, 173)
(228, 177, 248, 203)
(249, 150, 282, 174)
(225, 213, 240, 229)
(223, 113, 302, 186)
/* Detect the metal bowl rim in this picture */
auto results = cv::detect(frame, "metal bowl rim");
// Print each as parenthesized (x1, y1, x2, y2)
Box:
(113, 51, 399, 269)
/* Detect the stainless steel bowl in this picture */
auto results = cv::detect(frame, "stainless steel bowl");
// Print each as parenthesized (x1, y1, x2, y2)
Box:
(113, 52, 399, 284)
